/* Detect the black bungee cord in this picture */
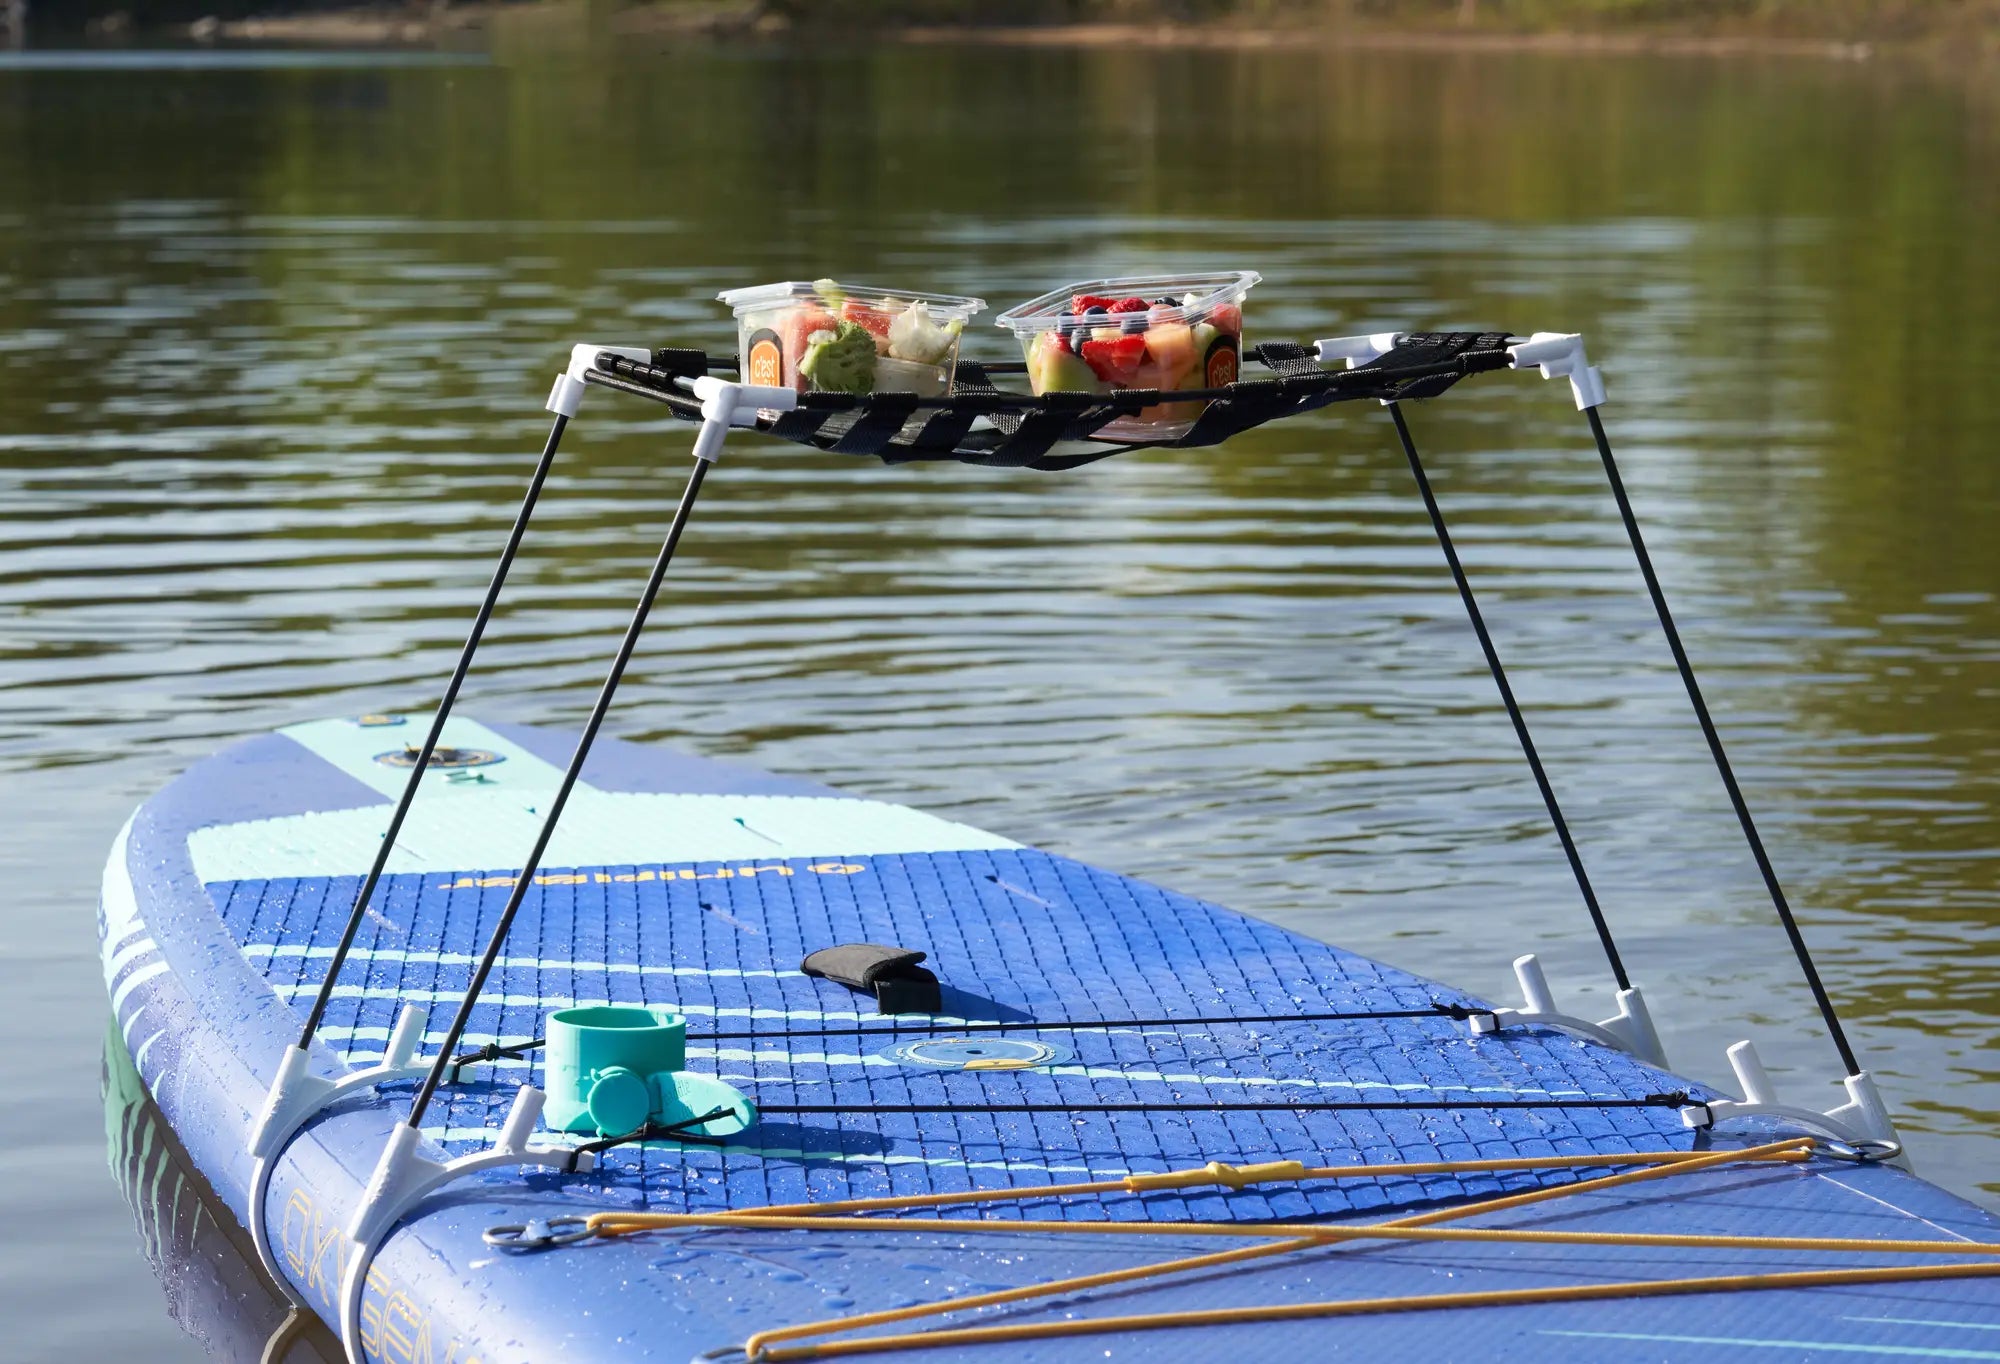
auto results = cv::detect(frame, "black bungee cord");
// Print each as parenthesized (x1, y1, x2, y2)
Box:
(295, 412, 571, 1047)
(1386, 402, 1633, 993)
(442, 1004, 1489, 1082)
(1584, 407, 1860, 1076)
(404, 453, 716, 1129)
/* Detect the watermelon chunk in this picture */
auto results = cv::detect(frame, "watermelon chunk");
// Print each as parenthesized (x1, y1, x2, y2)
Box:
(1079, 333, 1147, 385)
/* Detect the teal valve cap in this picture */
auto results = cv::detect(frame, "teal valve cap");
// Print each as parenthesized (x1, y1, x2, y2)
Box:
(545, 1004, 686, 1135)
(585, 1066, 655, 1138)
(542, 1003, 756, 1141)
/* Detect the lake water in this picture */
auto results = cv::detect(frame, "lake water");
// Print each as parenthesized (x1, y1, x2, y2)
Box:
(1, 35, 1995, 1361)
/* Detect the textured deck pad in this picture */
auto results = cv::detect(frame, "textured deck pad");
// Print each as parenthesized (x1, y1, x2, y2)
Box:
(103, 717, 2000, 1364)
(217, 849, 1695, 1222)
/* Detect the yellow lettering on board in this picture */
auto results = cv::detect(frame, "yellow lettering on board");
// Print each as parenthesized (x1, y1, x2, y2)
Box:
(535, 873, 588, 886)
(807, 862, 866, 875)
(477, 875, 517, 887)
(735, 865, 794, 877)
(281, 1189, 311, 1280)
(380, 1289, 426, 1364)
(611, 871, 655, 882)
(593, 873, 613, 884)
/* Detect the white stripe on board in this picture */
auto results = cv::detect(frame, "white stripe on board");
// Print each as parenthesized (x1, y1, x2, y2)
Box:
(106, 935, 161, 981)
(112, 961, 171, 1012)
(304, 994, 895, 1018)
(98, 812, 144, 984)
(335, 1039, 1590, 1097)
(132, 1028, 168, 1071)
(247, 944, 804, 981)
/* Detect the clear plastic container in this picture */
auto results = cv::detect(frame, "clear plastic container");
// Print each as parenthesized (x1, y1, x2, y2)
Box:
(995, 271, 1260, 440)
(717, 280, 986, 398)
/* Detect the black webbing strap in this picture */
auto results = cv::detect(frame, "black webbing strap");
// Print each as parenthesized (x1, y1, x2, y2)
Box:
(1251, 340, 1327, 378)
(580, 332, 1521, 467)
(828, 392, 923, 454)
(1350, 332, 1515, 399)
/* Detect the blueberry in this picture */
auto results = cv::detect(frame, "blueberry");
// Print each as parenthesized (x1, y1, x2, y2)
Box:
(1120, 315, 1147, 335)
(1084, 305, 1108, 317)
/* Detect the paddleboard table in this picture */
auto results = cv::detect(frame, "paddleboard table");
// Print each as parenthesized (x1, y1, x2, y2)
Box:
(102, 713, 2000, 1364)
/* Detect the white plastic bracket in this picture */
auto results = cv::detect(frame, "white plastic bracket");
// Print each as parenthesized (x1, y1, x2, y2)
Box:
(1466, 953, 1668, 1069)
(337, 1084, 589, 1364)
(1508, 332, 1607, 409)
(547, 342, 654, 417)
(1316, 332, 1405, 370)
(1679, 1040, 1904, 1155)
(244, 1004, 431, 1304)
(687, 376, 799, 464)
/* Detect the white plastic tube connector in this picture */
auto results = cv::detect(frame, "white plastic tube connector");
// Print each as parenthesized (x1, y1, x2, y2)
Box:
(1316, 332, 1404, 370)
(547, 343, 654, 418)
(1508, 332, 1607, 409)
(687, 375, 798, 464)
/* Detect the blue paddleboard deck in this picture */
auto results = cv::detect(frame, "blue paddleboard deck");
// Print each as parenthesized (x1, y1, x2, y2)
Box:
(102, 715, 2000, 1362)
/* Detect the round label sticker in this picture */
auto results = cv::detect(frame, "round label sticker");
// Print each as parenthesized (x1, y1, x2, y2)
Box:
(1205, 334, 1241, 388)
(879, 1036, 1073, 1071)
(746, 329, 784, 389)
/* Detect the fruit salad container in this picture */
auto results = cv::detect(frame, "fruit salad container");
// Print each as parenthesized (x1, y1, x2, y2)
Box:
(995, 271, 1260, 440)
(717, 280, 986, 398)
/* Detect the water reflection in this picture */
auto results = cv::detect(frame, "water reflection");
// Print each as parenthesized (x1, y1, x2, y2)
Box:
(103, 1020, 341, 1363)
(1, 37, 1995, 1355)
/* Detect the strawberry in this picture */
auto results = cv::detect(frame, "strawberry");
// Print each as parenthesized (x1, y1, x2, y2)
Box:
(1207, 302, 1243, 334)
(1072, 293, 1120, 314)
(840, 298, 895, 339)
(1080, 333, 1147, 385)
(1110, 297, 1150, 313)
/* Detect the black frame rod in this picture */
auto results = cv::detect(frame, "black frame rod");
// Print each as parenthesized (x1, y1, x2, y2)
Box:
(404, 453, 715, 1127)
(295, 413, 570, 1047)
(1387, 403, 1632, 992)
(1585, 407, 1859, 1075)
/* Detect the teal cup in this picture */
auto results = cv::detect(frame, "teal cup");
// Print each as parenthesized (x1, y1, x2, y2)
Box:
(543, 1004, 688, 1136)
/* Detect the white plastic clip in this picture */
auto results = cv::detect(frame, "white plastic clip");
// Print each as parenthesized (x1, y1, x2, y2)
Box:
(547, 342, 654, 418)
(1316, 332, 1404, 370)
(1679, 1040, 1903, 1154)
(688, 375, 798, 464)
(1507, 332, 1607, 409)
(1466, 953, 1668, 1069)
(244, 1004, 432, 1302)
(337, 1085, 588, 1364)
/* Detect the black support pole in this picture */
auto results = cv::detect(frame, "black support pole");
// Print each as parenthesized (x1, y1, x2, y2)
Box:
(1584, 406, 1860, 1075)
(1388, 402, 1632, 993)
(405, 453, 715, 1128)
(296, 413, 570, 1047)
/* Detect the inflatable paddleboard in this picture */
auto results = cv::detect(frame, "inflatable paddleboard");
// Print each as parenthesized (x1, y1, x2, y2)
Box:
(102, 713, 2000, 1363)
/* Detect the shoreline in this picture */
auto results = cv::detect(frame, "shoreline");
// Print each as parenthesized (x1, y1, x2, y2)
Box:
(159, 3, 1984, 66)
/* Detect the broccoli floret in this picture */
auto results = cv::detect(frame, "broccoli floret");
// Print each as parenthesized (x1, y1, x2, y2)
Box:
(799, 319, 878, 395)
